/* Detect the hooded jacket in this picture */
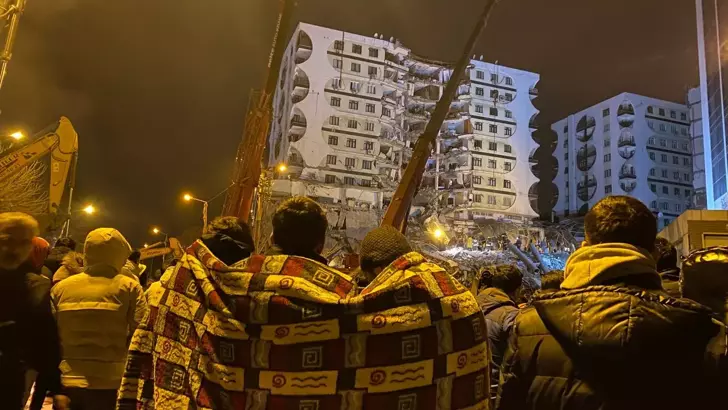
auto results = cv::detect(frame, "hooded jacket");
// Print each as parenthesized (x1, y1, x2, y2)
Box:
(44, 246, 73, 279)
(50, 228, 147, 390)
(476, 287, 519, 370)
(496, 243, 720, 410)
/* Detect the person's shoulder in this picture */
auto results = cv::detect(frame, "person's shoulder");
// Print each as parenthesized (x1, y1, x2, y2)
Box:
(512, 305, 548, 337)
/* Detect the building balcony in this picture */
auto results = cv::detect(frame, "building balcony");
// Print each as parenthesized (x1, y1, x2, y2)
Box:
(617, 135, 636, 148)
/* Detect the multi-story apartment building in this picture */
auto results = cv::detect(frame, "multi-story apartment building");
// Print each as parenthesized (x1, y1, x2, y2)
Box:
(688, 87, 707, 209)
(268, 22, 540, 229)
(553, 93, 693, 229)
(695, 0, 728, 209)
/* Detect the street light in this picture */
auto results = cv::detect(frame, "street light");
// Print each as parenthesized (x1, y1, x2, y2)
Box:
(143, 243, 149, 248)
(9, 131, 23, 140)
(151, 227, 169, 246)
(433, 229, 443, 239)
(82, 204, 96, 215)
(182, 192, 209, 230)
(277, 163, 287, 173)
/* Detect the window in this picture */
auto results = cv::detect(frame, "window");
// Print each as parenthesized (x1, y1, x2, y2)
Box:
(489, 107, 498, 116)
(362, 160, 372, 170)
(449, 163, 457, 171)
(684, 173, 690, 181)
(603, 108, 610, 117)
(675, 203, 682, 212)
(488, 195, 497, 205)
(474, 194, 483, 203)
(685, 189, 691, 198)
(605, 169, 611, 178)
(659, 108, 665, 116)
(505, 127, 512, 136)
(486, 159, 497, 169)
(325, 175, 336, 184)
(564, 152, 568, 160)
(347, 119, 357, 129)
(368, 48, 378, 58)
(661, 154, 668, 162)
(368, 66, 378, 77)
(660, 139, 667, 147)
(673, 156, 679, 165)
(365, 103, 375, 113)
(366, 85, 376, 94)
(683, 158, 690, 166)
(682, 142, 689, 151)
(327, 155, 337, 165)
(351, 62, 361, 72)
(474, 140, 482, 149)
(475, 122, 483, 131)
(650, 184, 656, 193)
(344, 176, 356, 185)
(488, 142, 497, 151)
(505, 77, 513, 86)
(681, 127, 688, 136)
(663, 186, 669, 194)
(565, 166, 569, 173)
(382, 107, 391, 117)
(331, 97, 341, 107)
(504, 144, 512, 153)
(505, 93, 513, 102)
(674, 187, 681, 197)
(490, 89, 499, 99)
(365, 122, 375, 132)
(604, 123, 610, 132)
(473, 158, 483, 167)
(489, 124, 498, 133)
(671, 125, 677, 134)
(349, 100, 359, 110)
(350, 81, 361, 93)
(670, 110, 676, 119)
(649, 152, 656, 160)
(605, 185, 612, 194)
(604, 153, 611, 162)
(659, 124, 667, 132)
(648, 137, 655, 145)
(475, 105, 484, 113)
(364, 141, 374, 151)
(333, 58, 343, 69)
(329, 116, 340, 126)
(604, 137, 610, 147)
(503, 197, 512, 206)
(346, 138, 356, 148)
(361, 179, 372, 187)
(488, 177, 496, 186)
(563, 125, 568, 133)
(662, 169, 668, 178)
(490, 73, 498, 82)
(328, 135, 338, 145)
(647, 106, 654, 114)
(352, 44, 362, 54)
(649, 168, 655, 176)
(681, 112, 687, 121)
(672, 141, 678, 149)
(475, 87, 484, 96)
(345, 157, 356, 167)
(504, 162, 512, 171)
(331, 78, 342, 89)
(476, 70, 484, 80)
(473, 176, 482, 185)
(334, 40, 344, 51)
(504, 180, 512, 189)
(505, 110, 513, 119)
(673, 171, 680, 179)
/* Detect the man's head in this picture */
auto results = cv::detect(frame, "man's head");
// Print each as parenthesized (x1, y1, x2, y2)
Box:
(55, 237, 77, 250)
(654, 237, 678, 272)
(541, 269, 565, 291)
(203, 216, 255, 265)
(29, 237, 50, 271)
(360, 225, 412, 281)
(128, 250, 142, 264)
(272, 197, 327, 256)
(682, 247, 728, 315)
(84, 228, 132, 273)
(0, 212, 39, 270)
(489, 264, 523, 298)
(584, 196, 657, 252)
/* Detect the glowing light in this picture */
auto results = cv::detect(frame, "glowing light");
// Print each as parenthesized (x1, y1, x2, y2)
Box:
(433, 229, 443, 239)
(82, 204, 96, 215)
(143, 243, 149, 248)
(10, 131, 24, 140)
(183, 193, 192, 202)
(152, 227, 160, 235)
(277, 164, 287, 172)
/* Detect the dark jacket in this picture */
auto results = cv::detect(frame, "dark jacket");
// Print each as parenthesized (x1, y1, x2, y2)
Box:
(0, 264, 63, 409)
(43, 246, 73, 280)
(496, 243, 720, 410)
(659, 268, 681, 298)
(476, 287, 519, 369)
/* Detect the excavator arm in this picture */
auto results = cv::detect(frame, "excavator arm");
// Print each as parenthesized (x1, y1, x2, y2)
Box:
(0, 116, 79, 214)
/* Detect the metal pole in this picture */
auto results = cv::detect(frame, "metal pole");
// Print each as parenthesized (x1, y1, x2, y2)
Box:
(0, 0, 25, 92)
(202, 201, 208, 232)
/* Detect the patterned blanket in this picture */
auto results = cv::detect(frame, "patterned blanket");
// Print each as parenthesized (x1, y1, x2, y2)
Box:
(118, 241, 489, 409)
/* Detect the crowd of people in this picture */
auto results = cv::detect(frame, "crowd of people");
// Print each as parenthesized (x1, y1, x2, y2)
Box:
(0, 194, 726, 409)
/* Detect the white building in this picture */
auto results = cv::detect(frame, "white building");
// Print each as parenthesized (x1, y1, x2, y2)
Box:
(694, 0, 728, 209)
(552, 93, 693, 229)
(688, 87, 707, 209)
(268, 22, 540, 230)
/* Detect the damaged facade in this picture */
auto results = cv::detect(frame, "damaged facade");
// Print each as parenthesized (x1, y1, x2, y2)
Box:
(268, 22, 540, 235)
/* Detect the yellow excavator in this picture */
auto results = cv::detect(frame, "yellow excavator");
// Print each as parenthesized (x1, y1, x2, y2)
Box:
(0, 116, 79, 231)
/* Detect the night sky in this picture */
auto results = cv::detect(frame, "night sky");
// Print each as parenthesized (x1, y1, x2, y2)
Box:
(2, 0, 698, 247)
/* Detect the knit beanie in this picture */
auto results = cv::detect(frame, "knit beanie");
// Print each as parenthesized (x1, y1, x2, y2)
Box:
(360, 225, 412, 272)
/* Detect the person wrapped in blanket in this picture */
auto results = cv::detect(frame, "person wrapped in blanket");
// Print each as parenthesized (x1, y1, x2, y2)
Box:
(118, 197, 490, 409)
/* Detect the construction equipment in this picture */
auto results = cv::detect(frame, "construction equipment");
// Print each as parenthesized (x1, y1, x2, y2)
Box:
(0, 0, 25, 92)
(222, 0, 296, 222)
(140, 237, 185, 261)
(0, 117, 79, 223)
(381, 0, 500, 232)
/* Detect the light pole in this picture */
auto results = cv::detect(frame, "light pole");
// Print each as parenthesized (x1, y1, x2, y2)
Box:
(151, 226, 169, 247)
(61, 203, 95, 238)
(183, 193, 209, 231)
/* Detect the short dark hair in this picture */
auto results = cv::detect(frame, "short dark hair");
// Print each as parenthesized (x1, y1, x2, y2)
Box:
(206, 216, 255, 251)
(272, 197, 327, 254)
(654, 237, 677, 272)
(55, 237, 76, 250)
(584, 196, 657, 251)
(129, 250, 142, 263)
(486, 264, 523, 295)
(541, 270, 564, 291)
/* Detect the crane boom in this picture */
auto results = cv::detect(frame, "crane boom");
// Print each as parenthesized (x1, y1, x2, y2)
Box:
(381, 0, 500, 232)
(0, 0, 26, 91)
(0, 116, 79, 214)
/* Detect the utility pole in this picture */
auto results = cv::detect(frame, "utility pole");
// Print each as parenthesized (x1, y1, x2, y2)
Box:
(0, 0, 25, 92)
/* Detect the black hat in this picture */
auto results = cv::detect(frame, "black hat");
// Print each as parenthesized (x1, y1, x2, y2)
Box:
(360, 225, 412, 272)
